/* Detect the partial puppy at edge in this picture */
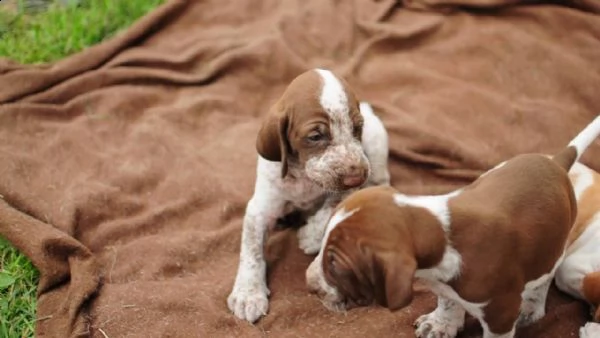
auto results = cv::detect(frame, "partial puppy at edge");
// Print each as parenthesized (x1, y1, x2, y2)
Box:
(556, 161, 600, 338)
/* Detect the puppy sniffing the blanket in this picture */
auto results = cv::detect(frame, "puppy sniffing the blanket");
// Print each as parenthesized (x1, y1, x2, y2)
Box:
(228, 69, 390, 323)
(306, 116, 600, 337)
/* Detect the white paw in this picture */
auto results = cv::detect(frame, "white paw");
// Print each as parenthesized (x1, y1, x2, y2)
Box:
(414, 312, 461, 338)
(580, 322, 600, 338)
(297, 223, 323, 255)
(227, 283, 270, 323)
(517, 305, 545, 327)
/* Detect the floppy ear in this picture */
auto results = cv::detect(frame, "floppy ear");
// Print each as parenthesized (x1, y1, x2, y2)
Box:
(256, 105, 291, 178)
(373, 251, 417, 311)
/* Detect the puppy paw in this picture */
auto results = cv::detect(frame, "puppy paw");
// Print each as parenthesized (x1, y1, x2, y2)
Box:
(227, 283, 270, 323)
(517, 307, 545, 327)
(518, 293, 546, 327)
(414, 312, 461, 338)
(297, 223, 323, 255)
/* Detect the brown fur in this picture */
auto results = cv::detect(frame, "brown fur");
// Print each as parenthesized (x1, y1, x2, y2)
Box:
(322, 153, 577, 334)
(255, 70, 363, 178)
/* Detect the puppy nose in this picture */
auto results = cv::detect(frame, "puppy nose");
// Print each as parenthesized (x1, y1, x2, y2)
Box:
(343, 166, 366, 188)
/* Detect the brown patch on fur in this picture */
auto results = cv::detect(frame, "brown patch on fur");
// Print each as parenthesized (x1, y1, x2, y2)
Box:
(567, 168, 600, 246)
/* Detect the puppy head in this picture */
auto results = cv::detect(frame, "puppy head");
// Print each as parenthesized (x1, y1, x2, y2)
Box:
(306, 187, 418, 312)
(256, 68, 369, 191)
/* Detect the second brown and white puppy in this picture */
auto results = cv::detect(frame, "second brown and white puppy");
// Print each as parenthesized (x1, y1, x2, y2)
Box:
(555, 162, 600, 338)
(306, 115, 600, 338)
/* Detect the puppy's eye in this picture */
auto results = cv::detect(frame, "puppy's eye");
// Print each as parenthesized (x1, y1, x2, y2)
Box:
(307, 132, 324, 142)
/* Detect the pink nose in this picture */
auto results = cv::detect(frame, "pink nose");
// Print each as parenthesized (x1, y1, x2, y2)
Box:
(342, 166, 366, 188)
(343, 175, 364, 187)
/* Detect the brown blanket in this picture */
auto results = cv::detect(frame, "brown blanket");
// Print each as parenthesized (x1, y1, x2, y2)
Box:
(1, 0, 600, 337)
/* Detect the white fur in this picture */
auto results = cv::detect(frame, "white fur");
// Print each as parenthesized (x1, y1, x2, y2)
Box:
(228, 69, 390, 323)
(556, 215, 600, 297)
(297, 202, 336, 255)
(580, 322, 600, 338)
(393, 190, 461, 231)
(569, 162, 595, 201)
(360, 102, 391, 186)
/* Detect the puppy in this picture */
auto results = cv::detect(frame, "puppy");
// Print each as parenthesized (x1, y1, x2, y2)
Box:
(555, 162, 600, 337)
(228, 69, 390, 323)
(306, 115, 600, 338)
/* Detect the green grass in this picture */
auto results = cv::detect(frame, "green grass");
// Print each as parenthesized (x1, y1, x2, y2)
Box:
(0, 0, 164, 64)
(0, 0, 164, 336)
(0, 238, 38, 338)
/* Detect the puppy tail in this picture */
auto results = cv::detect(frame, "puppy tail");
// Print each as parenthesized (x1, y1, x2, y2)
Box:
(553, 115, 600, 171)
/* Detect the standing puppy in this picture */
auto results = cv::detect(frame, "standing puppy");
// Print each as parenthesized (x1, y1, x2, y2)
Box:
(228, 69, 390, 323)
(306, 116, 600, 338)
(555, 162, 600, 338)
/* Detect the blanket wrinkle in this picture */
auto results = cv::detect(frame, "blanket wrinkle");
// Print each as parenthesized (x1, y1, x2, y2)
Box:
(1, 0, 600, 337)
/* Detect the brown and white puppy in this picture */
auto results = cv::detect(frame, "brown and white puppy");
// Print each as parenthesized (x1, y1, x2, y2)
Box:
(306, 116, 600, 338)
(228, 69, 390, 323)
(555, 162, 600, 338)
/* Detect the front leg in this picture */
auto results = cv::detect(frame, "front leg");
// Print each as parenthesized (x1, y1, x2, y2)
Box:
(227, 195, 284, 323)
(414, 297, 466, 338)
(297, 196, 342, 255)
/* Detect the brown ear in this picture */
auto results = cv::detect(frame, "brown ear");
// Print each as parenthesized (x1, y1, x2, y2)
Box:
(256, 105, 291, 178)
(373, 251, 416, 311)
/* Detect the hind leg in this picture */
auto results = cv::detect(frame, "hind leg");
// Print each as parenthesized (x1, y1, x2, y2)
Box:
(480, 293, 521, 338)
(518, 274, 553, 327)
